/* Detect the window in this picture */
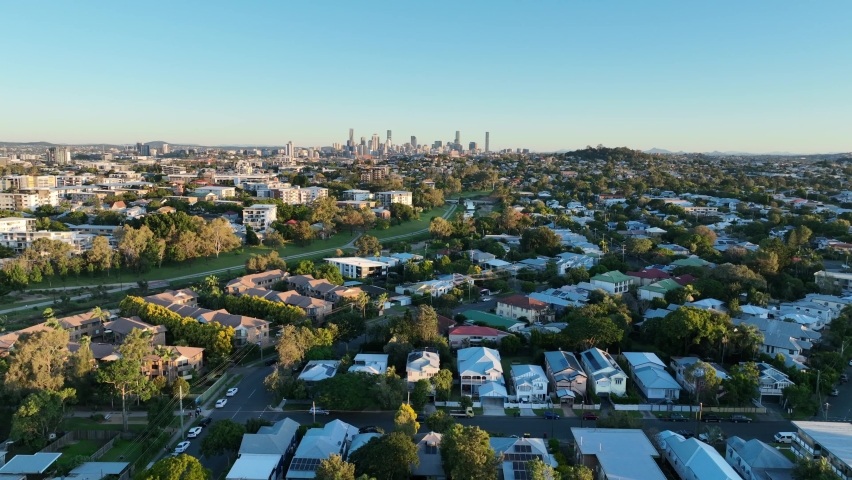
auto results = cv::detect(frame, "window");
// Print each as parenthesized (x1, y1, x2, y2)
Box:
(615, 378, 623, 385)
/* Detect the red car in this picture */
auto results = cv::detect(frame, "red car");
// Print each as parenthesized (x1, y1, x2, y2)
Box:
(582, 412, 599, 420)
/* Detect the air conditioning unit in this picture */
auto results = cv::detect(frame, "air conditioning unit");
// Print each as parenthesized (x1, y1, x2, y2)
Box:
(48, 433, 57, 441)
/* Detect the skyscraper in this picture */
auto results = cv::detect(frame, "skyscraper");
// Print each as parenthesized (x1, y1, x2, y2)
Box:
(410, 136, 417, 148)
(288, 141, 294, 157)
(161, 143, 170, 155)
(469, 142, 478, 151)
(372, 134, 380, 152)
(387, 130, 392, 144)
(485, 132, 490, 153)
(455, 131, 460, 145)
(349, 128, 354, 145)
(47, 146, 71, 165)
(361, 137, 366, 147)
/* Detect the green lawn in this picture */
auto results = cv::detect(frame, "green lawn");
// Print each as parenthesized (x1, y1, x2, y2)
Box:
(499, 355, 535, 378)
(448, 190, 493, 199)
(100, 430, 170, 467)
(372, 205, 453, 240)
(61, 417, 147, 433)
(56, 439, 105, 469)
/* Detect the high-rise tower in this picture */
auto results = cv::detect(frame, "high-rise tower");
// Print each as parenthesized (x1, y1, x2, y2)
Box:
(485, 132, 490, 153)
(410, 136, 417, 148)
(455, 131, 460, 146)
(387, 130, 392, 145)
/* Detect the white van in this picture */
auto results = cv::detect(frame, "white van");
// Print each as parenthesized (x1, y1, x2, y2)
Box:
(774, 432, 795, 444)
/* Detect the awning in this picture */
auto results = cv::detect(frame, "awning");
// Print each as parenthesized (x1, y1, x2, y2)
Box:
(556, 389, 576, 398)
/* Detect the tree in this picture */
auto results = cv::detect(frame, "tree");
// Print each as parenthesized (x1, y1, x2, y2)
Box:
(5, 328, 70, 394)
(394, 403, 420, 437)
(314, 263, 344, 285)
(412, 305, 438, 342)
(10, 388, 76, 448)
(200, 419, 245, 462)
(68, 335, 95, 400)
(96, 358, 152, 432)
(245, 225, 260, 246)
(782, 385, 815, 413)
(626, 237, 653, 256)
(86, 235, 114, 272)
(171, 377, 191, 399)
(429, 217, 453, 239)
(355, 235, 382, 257)
(527, 458, 559, 480)
(722, 362, 759, 406)
(684, 360, 721, 405)
(245, 418, 274, 434)
(137, 454, 211, 480)
(203, 217, 242, 257)
(560, 465, 594, 480)
(792, 457, 839, 480)
(315, 454, 356, 480)
(411, 379, 431, 411)
(563, 316, 623, 350)
(433, 369, 454, 401)
(292, 221, 316, 246)
(349, 432, 419, 480)
(440, 424, 499, 480)
(692, 225, 717, 245)
(426, 410, 456, 433)
(312, 196, 341, 239)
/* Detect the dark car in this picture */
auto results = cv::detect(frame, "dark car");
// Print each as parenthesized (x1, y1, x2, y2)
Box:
(841, 374, 849, 383)
(416, 414, 427, 422)
(582, 412, 599, 420)
(730, 414, 752, 423)
(675, 429, 694, 439)
(701, 414, 722, 423)
(359, 426, 382, 434)
(265, 358, 278, 366)
(198, 417, 213, 427)
(667, 413, 688, 422)
(543, 411, 560, 420)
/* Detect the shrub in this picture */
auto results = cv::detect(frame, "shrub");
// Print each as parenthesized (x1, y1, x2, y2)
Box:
(90, 413, 105, 422)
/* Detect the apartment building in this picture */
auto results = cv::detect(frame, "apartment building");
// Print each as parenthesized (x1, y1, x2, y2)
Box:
(0, 190, 60, 210)
(496, 295, 553, 323)
(0, 175, 57, 190)
(790, 421, 852, 479)
(375, 190, 412, 207)
(226, 269, 287, 294)
(194, 185, 236, 199)
(0, 229, 92, 253)
(341, 189, 374, 201)
(360, 166, 390, 182)
(324, 257, 388, 279)
(273, 186, 329, 205)
(59, 311, 107, 342)
(242, 204, 278, 232)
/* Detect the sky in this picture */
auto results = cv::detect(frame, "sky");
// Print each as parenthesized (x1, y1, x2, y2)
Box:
(2, 1, 851, 153)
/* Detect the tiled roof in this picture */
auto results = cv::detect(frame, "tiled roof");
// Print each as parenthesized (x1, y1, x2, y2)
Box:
(497, 295, 548, 311)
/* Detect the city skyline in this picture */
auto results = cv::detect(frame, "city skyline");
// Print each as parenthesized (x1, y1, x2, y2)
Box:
(2, 1, 851, 153)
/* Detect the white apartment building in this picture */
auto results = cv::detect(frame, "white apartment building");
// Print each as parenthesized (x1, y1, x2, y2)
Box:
(242, 204, 277, 232)
(0, 229, 92, 253)
(342, 189, 374, 201)
(324, 257, 388, 279)
(376, 190, 412, 207)
(194, 185, 237, 199)
(56, 175, 89, 187)
(0, 190, 60, 210)
(0, 175, 57, 190)
(0, 217, 36, 233)
(274, 186, 329, 205)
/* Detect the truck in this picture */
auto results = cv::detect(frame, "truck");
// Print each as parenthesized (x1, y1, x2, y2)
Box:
(449, 407, 474, 418)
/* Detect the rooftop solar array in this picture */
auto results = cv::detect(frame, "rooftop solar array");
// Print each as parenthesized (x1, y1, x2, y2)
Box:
(290, 458, 321, 471)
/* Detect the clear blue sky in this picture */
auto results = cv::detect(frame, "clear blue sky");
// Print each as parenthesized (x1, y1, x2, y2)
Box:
(2, 1, 850, 153)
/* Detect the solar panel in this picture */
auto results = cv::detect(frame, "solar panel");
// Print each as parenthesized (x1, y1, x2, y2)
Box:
(515, 445, 532, 453)
(290, 458, 321, 471)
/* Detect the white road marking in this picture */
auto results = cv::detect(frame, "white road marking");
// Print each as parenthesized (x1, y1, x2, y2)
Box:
(231, 407, 241, 419)
(248, 389, 256, 398)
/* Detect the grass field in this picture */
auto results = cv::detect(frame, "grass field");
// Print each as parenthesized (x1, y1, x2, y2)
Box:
(55, 439, 105, 469)
(372, 205, 453, 240)
(100, 430, 171, 467)
(61, 417, 148, 433)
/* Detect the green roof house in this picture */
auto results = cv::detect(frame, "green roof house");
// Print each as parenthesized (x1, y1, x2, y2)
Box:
(638, 279, 682, 301)
(461, 310, 525, 332)
(590, 271, 633, 294)
(671, 256, 711, 267)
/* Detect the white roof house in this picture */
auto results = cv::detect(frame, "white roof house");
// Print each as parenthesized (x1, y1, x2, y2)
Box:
(285, 420, 359, 480)
(348, 354, 388, 375)
(406, 350, 440, 385)
(580, 348, 628, 397)
(489, 437, 556, 480)
(657, 430, 740, 480)
(227, 454, 283, 480)
(572, 428, 666, 480)
(725, 436, 793, 480)
(298, 360, 341, 384)
(458, 347, 504, 397)
(238, 417, 300, 456)
(622, 352, 681, 402)
(510, 365, 549, 402)
(412, 432, 445, 479)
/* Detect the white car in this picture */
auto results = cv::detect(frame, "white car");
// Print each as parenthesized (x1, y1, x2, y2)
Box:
(174, 441, 190, 453)
(187, 427, 203, 438)
(309, 407, 329, 415)
(215, 398, 227, 408)
(482, 297, 492, 302)
(226, 388, 239, 397)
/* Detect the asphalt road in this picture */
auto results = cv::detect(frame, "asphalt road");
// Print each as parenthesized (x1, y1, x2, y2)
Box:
(183, 364, 797, 479)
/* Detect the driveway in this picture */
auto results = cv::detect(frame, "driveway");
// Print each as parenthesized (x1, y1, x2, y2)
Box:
(481, 397, 505, 416)
(520, 405, 536, 417)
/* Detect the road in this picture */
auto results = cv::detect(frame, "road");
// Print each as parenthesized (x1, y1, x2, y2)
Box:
(182, 363, 795, 479)
(0, 204, 457, 316)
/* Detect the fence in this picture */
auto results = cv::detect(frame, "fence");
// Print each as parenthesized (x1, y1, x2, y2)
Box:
(196, 373, 231, 406)
(612, 404, 767, 414)
(39, 430, 121, 454)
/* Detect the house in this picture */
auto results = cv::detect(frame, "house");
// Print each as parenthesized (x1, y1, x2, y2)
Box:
(396, 279, 455, 298)
(670, 357, 729, 395)
(544, 351, 587, 405)
(226, 270, 287, 294)
(460, 310, 525, 332)
(790, 421, 852, 479)
(656, 430, 740, 480)
(778, 301, 835, 329)
(105, 316, 167, 345)
(0, 323, 58, 356)
(725, 436, 794, 480)
(197, 310, 271, 346)
(580, 348, 628, 397)
(489, 437, 557, 480)
(754, 362, 794, 399)
(621, 352, 681, 402)
(297, 360, 341, 386)
(571, 428, 666, 480)
(412, 432, 446, 480)
(554, 252, 598, 274)
(375, 191, 412, 207)
(436, 315, 456, 336)
(407, 350, 440, 386)
(449, 325, 510, 349)
(284, 420, 359, 480)
(685, 298, 728, 313)
(144, 288, 198, 307)
(510, 365, 548, 402)
(468, 249, 497, 264)
(58, 311, 107, 341)
(657, 243, 690, 255)
(64, 462, 131, 480)
(626, 268, 673, 286)
(672, 256, 712, 268)
(495, 295, 553, 323)
(0, 452, 62, 480)
(590, 271, 632, 294)
(638, 279, 683, 301)
(146, 345, 204, 382)
(457, 347, 504, 397)
(233, 418, 300, 480)
(733, 316, 819, 358)
(237, 288, 332, 324)
(286, 274, 317, 294)
(194, 185, 237, 199)
(348, 354, 388, 375)
(324, 257, 388, 279)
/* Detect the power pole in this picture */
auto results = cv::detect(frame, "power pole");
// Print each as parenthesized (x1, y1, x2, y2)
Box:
(179, 384, 185, 438)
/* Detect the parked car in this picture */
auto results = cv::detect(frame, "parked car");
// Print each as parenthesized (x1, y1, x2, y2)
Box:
(265, 358, 278, 366)
(359, 426, 381, 434)
(582, 412, 599, 420)
(226, 388, 239, 397)
(482, 297, 492, 302)
(543, 412, 560, 420)
(187, 427, 203, 438)
(774, 432, 794, 444)
(215, 398, 228, 408)
(830, 388, 840, 397)
(198, 417, 213, 427)
(174, 441, 190, 453)
(841, 374, 849, 383)
(667, 414, 688, 422)
(730, 414, 752, 423)
(309, 406, 329, 415)
(701, 414, 722, 423)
